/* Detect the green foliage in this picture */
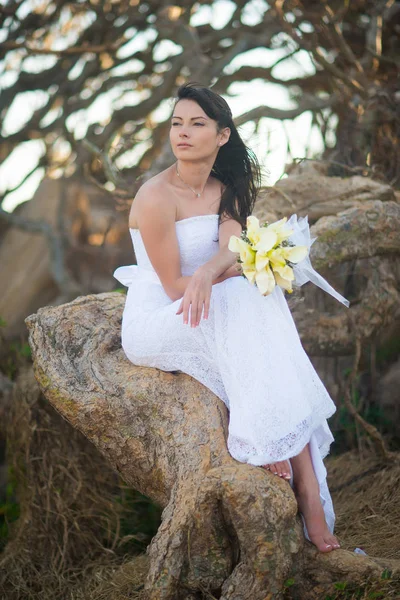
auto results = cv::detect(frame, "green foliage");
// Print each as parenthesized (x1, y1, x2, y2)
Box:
(0, 466, 20, 553)
(376, 337, 400, 367)
(10, 341, 32, 360)
(113, 287, 127, 294)
(284, 575, 399, 600)
(319, 575, 398, 600)
(334, 582, 348, 591)
(381, 569, 392, 580)
(0, 316, 7, 328)
(111, 483, 162, 554)
(331, 361, 400, 454)
(1, 340, 32, 380)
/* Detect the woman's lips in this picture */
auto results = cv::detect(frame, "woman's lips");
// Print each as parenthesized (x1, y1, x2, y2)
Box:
(177, 143, 192, 147)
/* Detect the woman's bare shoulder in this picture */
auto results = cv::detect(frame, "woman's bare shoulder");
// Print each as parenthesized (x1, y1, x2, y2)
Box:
(129, 170, 176, 228)
(136, 168, 172, 198)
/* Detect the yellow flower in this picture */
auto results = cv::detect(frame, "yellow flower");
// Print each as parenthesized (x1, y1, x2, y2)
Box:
(255, 251, 270, 272)
(272, 264, 295, 293)
(280, 245, 308, 264)
(246, 215, 262, 246)
(255, 244, 285, 274)
(267, 248, 286, 269)
(242, 267, 256, 285)
(255, 264, 276, 296)
(230, 217, 308, 296)
(228, 236, 256, 270)
(265, 217, 293, 245)
(253, 228, 278, 253)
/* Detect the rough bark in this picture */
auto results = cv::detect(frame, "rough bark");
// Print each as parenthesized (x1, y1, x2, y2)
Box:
(25, 293, 399, 599)
(254, 162, 396, 223)
(272, 196, 400, 357)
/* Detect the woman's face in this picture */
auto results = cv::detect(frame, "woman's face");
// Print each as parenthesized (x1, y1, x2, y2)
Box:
(170, 99, 229, 161)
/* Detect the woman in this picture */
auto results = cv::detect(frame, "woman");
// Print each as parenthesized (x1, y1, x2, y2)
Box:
(114, 82, 342, 553)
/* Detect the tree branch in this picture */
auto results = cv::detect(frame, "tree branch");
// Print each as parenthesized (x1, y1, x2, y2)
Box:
(272, 0, 367, 97)
(2, 40, 125, 55)
(234, 95, 336, 126)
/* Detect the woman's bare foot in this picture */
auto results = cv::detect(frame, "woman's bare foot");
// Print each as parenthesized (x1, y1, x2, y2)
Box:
(295, 481, 340, 553)
(261, 459, 291, 480)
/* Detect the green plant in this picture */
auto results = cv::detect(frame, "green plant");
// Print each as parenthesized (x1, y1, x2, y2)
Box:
(0, 467, 20, 553)
(110, 483, 162, 554)
(2, 339, 32, 380)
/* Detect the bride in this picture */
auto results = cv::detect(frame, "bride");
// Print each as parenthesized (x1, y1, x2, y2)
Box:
(114, 82, 343, 553)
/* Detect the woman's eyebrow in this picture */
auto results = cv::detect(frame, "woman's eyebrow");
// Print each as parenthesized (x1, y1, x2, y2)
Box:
(171, 116, 208, 120)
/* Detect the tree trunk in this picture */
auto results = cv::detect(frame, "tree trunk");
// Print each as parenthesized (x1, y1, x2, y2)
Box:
(24, 291, 400, 599)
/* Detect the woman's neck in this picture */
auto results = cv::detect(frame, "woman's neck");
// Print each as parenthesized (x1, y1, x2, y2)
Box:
(175, 160, 213, 192)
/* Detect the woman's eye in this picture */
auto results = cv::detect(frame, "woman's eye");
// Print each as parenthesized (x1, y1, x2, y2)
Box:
(171, 122, 204, 126)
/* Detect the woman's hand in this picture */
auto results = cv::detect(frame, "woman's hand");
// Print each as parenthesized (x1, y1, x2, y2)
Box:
(176, 266, 214, 327)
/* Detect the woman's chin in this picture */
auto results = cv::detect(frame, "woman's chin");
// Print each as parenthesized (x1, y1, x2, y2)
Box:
(174, 150, 214, 162)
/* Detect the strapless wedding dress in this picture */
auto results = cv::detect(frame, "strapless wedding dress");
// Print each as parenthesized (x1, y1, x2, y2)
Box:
(113, 214, 336, 534)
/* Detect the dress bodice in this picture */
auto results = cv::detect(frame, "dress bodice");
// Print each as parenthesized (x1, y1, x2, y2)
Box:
(129, 214, 220, 277)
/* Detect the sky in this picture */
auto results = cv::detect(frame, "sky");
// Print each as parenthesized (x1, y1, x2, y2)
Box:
(0, 0, 330, 212)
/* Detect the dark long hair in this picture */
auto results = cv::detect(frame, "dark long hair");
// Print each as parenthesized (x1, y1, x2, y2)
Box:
(174, 83, 261, 228)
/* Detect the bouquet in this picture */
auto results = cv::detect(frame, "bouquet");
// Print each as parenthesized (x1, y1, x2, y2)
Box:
(228, 216, 308, 296)
(228, 214, 350, 307)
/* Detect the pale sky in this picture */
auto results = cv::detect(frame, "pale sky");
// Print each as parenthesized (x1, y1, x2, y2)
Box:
(0, 0, 330, 212)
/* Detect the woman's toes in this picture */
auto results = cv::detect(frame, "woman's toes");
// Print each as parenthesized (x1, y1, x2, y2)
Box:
(319, 542, 333, 553)
(327, 535, 340, 549)
(276, 460, 290, 479)
(261, 461, 291, 480)
(310, 535, 333, 553)
(309, 533, 340, 553)
(271, 463, 283, 477)
(281, 460, 291, 479)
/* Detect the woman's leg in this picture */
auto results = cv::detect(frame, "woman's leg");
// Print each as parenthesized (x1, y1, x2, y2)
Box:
(290, 443, 340, 552)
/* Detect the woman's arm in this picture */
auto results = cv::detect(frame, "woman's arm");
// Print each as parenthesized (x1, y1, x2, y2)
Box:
(135, 185, 242, 294)
(194, 215, 242, 281)
(214, 262, 243, 283)
(175, 216, 243, 324)
(134, 185, 193, 302)
(211, 216, 243, 283)
(134, 187, 243, 325)
(173, 216, 243, 294)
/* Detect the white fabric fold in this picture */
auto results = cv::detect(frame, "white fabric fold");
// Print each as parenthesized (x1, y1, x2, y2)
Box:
(286, 214, 350, 308)
(113, 264, 161, 287)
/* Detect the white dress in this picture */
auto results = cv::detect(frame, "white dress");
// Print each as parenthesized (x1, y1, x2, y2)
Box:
(113, 214, 336, 534)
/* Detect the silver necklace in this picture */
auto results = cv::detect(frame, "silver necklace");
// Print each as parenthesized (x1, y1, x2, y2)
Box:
(175, 163, 206, 198)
